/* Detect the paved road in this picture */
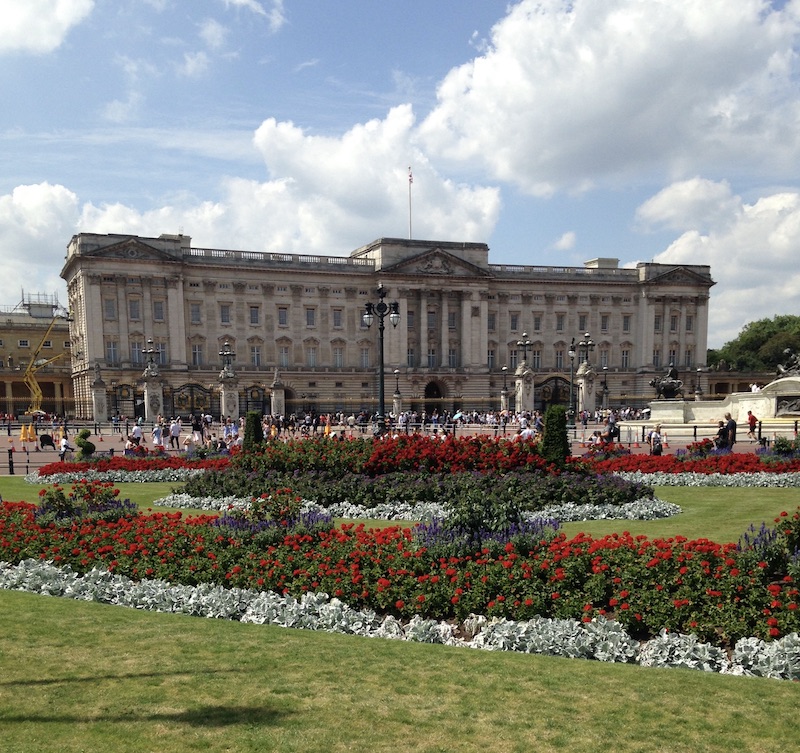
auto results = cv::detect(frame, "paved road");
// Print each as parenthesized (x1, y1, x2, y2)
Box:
(1, 418, 795, 476)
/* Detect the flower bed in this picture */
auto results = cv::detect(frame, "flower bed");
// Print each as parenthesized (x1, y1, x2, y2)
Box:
(34, 454, 231, 479)
(1, 497, 798, 648)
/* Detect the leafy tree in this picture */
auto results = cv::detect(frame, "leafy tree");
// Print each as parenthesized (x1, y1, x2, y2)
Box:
(242, 411, 264, 452)
(708, 315, 800, 371)
(541, 405, 570, 466)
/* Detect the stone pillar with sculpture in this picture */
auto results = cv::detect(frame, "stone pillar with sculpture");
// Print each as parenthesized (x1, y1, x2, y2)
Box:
(90, 363, 108, 421)
(392, 369, 402, 421)
(270, 368, 285, 418)
(576, 361, 596, 415)
(141, 359, 163, 422)
(219, 375, 239, 420)
(514, 364, 535, 414)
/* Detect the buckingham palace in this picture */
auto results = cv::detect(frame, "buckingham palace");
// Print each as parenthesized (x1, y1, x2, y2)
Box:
(60, 232, 714, 421)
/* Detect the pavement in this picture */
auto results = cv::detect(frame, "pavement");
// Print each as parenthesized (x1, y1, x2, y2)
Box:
(0, 419, 794, 476)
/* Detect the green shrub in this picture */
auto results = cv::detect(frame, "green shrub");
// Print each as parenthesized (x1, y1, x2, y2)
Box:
(74, 428, 96, 460)
(242, 411, 264, 453)
(540, 405, 570, 466)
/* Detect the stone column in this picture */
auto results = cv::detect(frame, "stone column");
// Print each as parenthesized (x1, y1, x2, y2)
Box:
(514, 364, 535, 414)
(143, 378, 164, 421)
(90, 366, 108, 421)
(219, 377, 239, 420)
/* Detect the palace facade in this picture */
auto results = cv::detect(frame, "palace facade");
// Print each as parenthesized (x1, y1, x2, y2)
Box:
(0, 294, 73, 417)
(61, 232, 715, 420)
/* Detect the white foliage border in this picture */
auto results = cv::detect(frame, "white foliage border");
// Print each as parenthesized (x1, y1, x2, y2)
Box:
(2, 559, 799, 681)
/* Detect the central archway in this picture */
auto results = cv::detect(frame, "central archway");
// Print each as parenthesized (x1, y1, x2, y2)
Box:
(423, 380, 448, 416)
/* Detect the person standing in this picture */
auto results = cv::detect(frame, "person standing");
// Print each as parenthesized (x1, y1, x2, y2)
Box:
(169, 418, 181, 449)
(715, 420, 729, 450)
(648, 424, 663, 455)
(725, 412, 737, 450)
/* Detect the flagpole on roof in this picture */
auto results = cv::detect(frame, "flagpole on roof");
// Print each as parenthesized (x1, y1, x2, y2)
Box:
(408, 166, 413, 240)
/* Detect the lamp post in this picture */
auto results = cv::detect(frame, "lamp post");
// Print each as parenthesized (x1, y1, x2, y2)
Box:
(601, 366, 609, 410)
(362, 286, 400, 435)
(219, 341, 234, 376)
(517, 332, 533, 365)
(500, 365, 508, 415)
(577, 332, 595, 365)
(568, 338, 576, 421)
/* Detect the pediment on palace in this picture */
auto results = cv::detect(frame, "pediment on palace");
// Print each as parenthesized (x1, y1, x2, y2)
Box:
(646, 266, 715, 288)
(83, 238, 179, 262)
(381, 248, 491, 278)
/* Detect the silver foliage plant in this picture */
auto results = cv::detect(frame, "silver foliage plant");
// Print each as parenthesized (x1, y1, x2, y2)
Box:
(151, 493, 680, 523)
(2, 559, 799, 681)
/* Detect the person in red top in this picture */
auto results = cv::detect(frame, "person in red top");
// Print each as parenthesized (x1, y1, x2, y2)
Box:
(747, 410, 758, 442)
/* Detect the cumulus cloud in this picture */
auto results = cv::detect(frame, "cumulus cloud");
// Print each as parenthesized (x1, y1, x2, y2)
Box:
(0, 183, 80, 299)
(635, 177, 742, 233)
(0, 0, 94, 54)
(74, 105, 500, 257)
(420, 0, 800, 195)
(637, 180, 800, 347)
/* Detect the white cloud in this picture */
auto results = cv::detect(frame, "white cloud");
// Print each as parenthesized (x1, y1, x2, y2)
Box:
(101, 92, 143, 124)
(635, 177, 742, 233)
(637, 179, 800, 347)
(178, 51, 210, 78)
(222, 0, 286, 32)
(199, 19, 228, 51)
(553, 231, 576, 251)
(0, 183, 80, 300)
(0, 0, 94, 54)
(70, 105, 500, 260)
(420, 0, 800, 195)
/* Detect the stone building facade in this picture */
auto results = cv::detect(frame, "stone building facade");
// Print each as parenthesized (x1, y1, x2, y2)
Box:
(0, 294, 73, 417)
(61, 232, 715, 420)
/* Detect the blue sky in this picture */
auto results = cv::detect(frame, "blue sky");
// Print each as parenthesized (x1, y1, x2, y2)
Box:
(2, 0, 800, 349)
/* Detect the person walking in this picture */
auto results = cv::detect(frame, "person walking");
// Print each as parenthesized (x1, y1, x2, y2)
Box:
(724, 412, 737, 450)
(746, 410, 758, 442)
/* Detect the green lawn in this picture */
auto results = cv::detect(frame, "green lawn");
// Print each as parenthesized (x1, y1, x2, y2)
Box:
(1, 588, 799, 753)
(2, 476, 800, 751)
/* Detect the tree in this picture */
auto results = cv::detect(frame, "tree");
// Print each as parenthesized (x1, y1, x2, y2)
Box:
(708, 315, 800, 371)
(541, 404, 570, 466)
(242, 411, 264, 452)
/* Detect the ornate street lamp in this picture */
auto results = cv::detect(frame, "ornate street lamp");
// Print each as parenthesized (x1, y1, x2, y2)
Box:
(500, 364, 509, 416)
(362, 286, 400, 434)
(517, 332, 533, 365)
(219, 341, 234, 371)
(577, 332, 595, 365)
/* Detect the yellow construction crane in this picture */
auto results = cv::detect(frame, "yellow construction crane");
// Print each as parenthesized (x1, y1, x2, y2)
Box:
(23, 310, 72, 416)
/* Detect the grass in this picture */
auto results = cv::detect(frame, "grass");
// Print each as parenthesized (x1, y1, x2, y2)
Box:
(2, 476, 799, 543)
(2, 474, 800, 750)
(1, 588, 800, 753)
